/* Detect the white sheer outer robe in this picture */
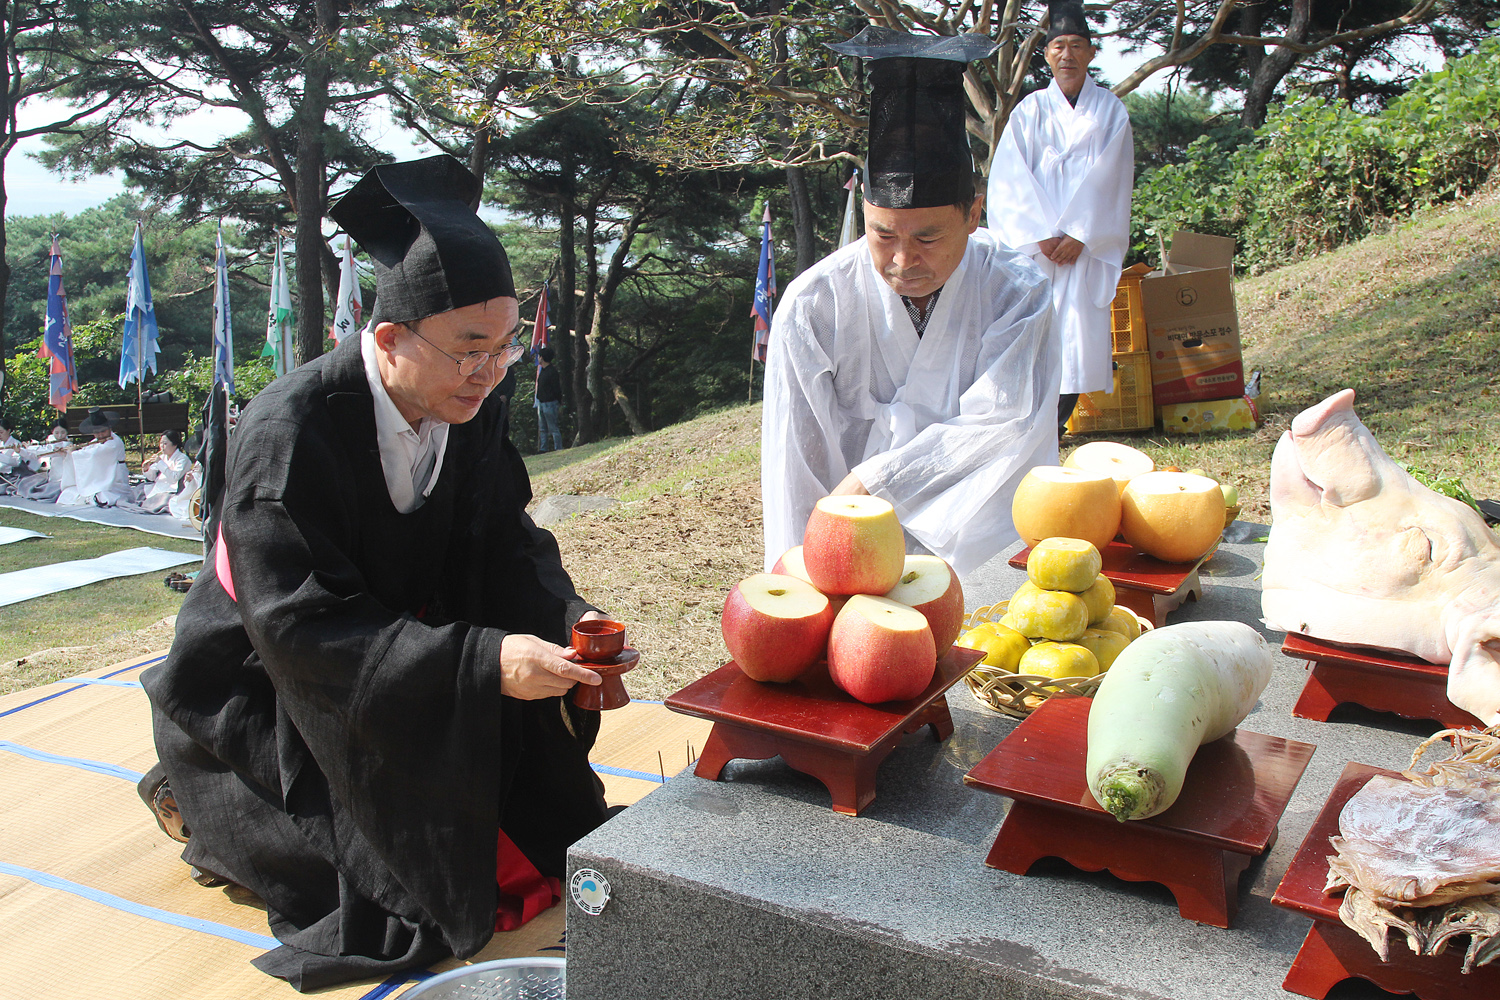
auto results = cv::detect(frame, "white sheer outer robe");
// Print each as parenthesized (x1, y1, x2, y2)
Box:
(988, 75, 1134, 394)
(761, 228, 1060, 578)
(57, 435, 130, 506)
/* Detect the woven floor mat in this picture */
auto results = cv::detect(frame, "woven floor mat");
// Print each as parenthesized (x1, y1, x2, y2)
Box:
(0, 653, 712, 999)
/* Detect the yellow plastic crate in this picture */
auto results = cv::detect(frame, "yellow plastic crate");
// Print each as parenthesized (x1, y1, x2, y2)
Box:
(1111, 263, 1151, 353)
(1067, 351, 1154, 434)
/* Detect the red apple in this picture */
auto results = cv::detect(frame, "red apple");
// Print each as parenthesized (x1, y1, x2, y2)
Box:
(721, 574, 835, 683)
(826, 595, 936, 704)
(802, 495, 906, 596)
(883, 554, 964, 652)
(770, 545, 814, 585)
(773, 545, 849, 616)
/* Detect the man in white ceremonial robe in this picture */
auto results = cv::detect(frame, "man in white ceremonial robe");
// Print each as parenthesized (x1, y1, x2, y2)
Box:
(57, 408, 130, 506)
(987, 1, 1133, 435)
(762, 28, 1060, 578)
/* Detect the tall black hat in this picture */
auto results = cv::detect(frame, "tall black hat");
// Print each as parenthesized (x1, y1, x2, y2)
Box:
(78, 408, 119, 433)
(826, 28, 998, 210)
(1046, 2, 1092, 43)
(328, 154, 516, 325)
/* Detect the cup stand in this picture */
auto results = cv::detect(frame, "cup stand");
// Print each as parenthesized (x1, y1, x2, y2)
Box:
(573, 648, 639, 711)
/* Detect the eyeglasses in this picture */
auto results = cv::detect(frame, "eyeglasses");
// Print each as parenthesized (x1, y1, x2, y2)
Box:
(404, 324, 525, 377)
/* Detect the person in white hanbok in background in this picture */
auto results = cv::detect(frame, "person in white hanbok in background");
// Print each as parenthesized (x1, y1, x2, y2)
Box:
(762, 28, 1060, 578)
(56, 408, 131, 506)
(987, 1, 1133, 435)
(121, 430, 190, 513)
(16, 419, 75, 499)
(0, 416, 22, 476)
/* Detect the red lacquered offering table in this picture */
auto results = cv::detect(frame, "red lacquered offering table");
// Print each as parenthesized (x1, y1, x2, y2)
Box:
(1273, 761, 1500, 999)
(964, 695, 1315, 928)
(1008, 540, 1212, 628)
(1281, 633, 1484, 729)
(664, 647, 984, 816)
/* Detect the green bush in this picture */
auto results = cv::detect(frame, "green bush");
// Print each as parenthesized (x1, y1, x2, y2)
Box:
(1131, 37, 1500, 273)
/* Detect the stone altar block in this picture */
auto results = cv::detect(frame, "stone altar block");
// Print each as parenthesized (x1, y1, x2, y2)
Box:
(566, 525, 1437, 1000)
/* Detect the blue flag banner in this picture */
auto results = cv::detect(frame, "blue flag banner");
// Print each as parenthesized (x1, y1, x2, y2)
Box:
(42, 236, 78, 412)
(751, 205, 776, 363)
(212, 223, 235, 396)
(119, 223, 161, 389)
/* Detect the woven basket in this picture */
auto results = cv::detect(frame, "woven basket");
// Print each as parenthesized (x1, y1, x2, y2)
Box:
(960, 601, 1152, 719)
(1224, 503, 1242, 528)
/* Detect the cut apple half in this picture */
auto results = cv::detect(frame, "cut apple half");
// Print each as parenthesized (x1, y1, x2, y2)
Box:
(802, 494, 906, 596)
(883, 554, 964, 652)
(721, 573, 835, 683)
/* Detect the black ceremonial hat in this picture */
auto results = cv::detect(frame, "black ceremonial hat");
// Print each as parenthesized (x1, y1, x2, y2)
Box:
(328, 154, 515, 325)
(1047, 2, 1092, 43)
(826, 28, 998, 210)
(78, 408, 119, 433)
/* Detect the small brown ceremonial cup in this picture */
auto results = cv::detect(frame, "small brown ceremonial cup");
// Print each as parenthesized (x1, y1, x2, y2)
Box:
(571, 619, 636, 711)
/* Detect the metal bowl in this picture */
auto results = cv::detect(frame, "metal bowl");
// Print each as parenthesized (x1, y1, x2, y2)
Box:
(399, 957, 565, 999)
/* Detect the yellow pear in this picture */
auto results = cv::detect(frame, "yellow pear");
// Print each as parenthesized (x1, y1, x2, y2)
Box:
(1079, 575, 1117, 625)
(956, 622, 1031, 673)
(1097, 606, 1144, 641)
(1019, 641, 1100, 679)
(1026, 537, 1103, 593)
(1074, 628, 1131, 672)
(1005, 587, 1089, 642)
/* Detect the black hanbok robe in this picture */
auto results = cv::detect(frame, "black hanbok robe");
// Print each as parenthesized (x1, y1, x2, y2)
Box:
(142, 336, 607, 990)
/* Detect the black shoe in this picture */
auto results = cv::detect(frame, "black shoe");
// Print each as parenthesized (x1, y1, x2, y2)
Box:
(137, 765, 191, 844)
(189, 865, 232, 888)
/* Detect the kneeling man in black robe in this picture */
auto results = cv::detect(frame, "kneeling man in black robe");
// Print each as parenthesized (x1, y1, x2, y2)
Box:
(140, 155, 612, 990)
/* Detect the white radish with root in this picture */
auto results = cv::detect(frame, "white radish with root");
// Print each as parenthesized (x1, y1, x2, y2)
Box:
(1086, 621, 1273, 822)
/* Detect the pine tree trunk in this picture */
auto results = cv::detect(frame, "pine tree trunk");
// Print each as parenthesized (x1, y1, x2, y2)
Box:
(0, 170, 10, 408)
(293, 2, 336, 365)
(1241, 0, 1313, 129)
(786, 165, 818, 277)
(606, 377, 647, 435)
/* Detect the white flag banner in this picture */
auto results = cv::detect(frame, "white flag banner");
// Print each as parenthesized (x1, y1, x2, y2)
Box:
(262, 239, 295, 376)
(212, 223, 234, 396)
(330, 235, 362, 345)
(838, 171, 861, 249)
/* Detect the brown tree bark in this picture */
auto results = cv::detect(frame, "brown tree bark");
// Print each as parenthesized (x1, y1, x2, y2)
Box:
(1241, 0, 1315, 129)
(292, 1, 337, 365)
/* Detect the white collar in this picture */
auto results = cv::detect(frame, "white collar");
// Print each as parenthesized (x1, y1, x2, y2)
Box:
(361, 323, 450, 513)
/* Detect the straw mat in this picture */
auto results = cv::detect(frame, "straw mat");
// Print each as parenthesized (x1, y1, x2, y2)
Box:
(0, 653, 711, 999)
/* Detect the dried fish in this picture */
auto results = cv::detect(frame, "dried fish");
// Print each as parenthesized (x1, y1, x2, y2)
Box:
(1326, 726, 1500, 971)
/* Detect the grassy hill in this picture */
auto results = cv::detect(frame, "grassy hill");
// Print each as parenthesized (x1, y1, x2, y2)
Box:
(3, 185, 1496, 697)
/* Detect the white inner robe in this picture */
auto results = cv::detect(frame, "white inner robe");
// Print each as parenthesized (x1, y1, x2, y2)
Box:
(988, 75, 1134, 394)
(761, 229, 1060, 578)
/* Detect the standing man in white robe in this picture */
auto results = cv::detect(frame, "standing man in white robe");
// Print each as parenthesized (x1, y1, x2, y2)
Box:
(762, 28, 1060, 578)
(987, 1, 1134, 435)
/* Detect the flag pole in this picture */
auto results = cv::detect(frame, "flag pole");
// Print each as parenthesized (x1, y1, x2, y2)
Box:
(136, 291, 146, 468)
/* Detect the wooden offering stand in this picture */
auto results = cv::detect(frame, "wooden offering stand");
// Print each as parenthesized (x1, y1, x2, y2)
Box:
(1273, 761, 1500, 1000)
(572, 620, 638, 711)
(1281, 633, 1484, 730)
(964, 695, 1315, 928)
(1008, 540, 1213, 628)
(664, 646, 984, 816)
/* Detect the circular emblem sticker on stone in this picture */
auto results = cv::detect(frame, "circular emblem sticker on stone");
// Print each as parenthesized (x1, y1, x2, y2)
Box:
(570, 868, 611, 915)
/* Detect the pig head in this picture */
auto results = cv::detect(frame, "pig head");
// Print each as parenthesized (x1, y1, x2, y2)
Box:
(1262, 389, 1500, 724)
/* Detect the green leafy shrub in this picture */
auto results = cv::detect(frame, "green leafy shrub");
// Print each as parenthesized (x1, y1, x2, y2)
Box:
(1131, 37, 1500, 273)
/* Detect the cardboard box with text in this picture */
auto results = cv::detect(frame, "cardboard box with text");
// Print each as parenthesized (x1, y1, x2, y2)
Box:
(1142, 232, 1244, 406)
